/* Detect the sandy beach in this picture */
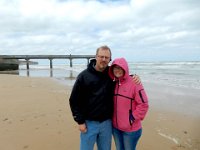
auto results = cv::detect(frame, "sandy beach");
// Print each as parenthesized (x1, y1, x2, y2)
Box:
(0, 74, 200, 150)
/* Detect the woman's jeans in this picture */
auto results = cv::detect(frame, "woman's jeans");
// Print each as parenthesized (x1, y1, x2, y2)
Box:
(113, 127, 142, 150)
(80, 119, 112, 150)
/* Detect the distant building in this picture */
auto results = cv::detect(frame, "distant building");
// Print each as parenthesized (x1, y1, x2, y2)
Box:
(0, 59, 19, 71)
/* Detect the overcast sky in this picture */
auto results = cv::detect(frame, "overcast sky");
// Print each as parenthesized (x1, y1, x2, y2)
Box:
(0, 0, 199, 62)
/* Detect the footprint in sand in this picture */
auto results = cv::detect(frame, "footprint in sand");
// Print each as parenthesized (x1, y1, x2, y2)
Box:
(183, 131, 187, 134)
(3, 118, 8, 121)
(23, 145, 29, 149)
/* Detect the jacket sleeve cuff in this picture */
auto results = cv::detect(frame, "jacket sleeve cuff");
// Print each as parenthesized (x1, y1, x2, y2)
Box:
(77, 120, 85, 125)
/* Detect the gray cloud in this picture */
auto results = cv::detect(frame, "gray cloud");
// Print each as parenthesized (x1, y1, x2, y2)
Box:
(0, 0, 199, 61)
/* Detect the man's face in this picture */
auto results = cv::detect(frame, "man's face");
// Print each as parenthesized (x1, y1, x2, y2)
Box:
(95, 49, 111, 72)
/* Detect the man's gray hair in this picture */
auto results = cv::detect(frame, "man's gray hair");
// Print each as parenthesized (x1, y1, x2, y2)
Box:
(96, 45, 112, 60)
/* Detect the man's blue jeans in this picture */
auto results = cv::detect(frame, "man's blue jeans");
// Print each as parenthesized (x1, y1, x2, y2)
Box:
(113, 127, 142, 150)
(80, 119, 112, 150)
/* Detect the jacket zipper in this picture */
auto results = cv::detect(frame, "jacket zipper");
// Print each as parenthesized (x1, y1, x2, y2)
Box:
(115, 81, 120, 128)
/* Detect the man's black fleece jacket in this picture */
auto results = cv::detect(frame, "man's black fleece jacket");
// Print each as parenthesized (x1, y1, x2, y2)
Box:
(69, 59, 115, 124)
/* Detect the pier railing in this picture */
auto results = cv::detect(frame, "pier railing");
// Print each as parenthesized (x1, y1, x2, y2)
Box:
(0, 55, 95, 69)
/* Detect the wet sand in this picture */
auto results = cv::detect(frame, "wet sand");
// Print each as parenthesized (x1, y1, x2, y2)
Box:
(0, 74, 199, 150)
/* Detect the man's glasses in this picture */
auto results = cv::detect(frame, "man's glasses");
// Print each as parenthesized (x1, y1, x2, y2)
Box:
(97, 55, 110, 61)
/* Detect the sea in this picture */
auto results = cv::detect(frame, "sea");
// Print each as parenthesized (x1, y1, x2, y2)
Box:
(1, 60, 200, 117)
(1, 61, 200, 90)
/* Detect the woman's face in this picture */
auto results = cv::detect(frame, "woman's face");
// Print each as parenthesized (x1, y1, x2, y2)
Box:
(113, 65, 124, 78)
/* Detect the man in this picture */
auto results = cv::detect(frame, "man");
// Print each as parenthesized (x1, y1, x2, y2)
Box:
(69, 45, 140, 150)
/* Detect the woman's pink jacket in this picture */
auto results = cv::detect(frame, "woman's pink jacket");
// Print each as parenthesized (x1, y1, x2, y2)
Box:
(109, 58, 149, 132)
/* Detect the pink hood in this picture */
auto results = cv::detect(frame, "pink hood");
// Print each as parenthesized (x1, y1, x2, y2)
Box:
(109, 57, 129, 83)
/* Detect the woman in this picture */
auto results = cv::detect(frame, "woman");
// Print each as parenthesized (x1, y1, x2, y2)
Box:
(109, 57, 149, 150)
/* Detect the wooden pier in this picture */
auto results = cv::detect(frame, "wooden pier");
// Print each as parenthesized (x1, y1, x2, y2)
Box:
(0, 55, 95, 69)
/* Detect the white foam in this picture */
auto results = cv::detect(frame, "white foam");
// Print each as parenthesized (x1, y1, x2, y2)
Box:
(158, 132, 179, 144)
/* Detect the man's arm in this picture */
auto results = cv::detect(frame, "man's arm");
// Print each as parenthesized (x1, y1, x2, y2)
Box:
(79, 123, 87, 133)
(131, 74, 141, 85)
(69, 78, 85, 124)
